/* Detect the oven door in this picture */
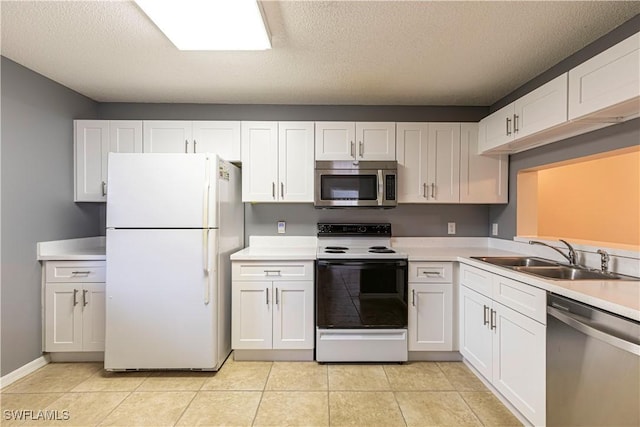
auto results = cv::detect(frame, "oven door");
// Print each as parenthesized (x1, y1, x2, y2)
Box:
(316, 259, 408, 329)
(315, 169, 385, 207)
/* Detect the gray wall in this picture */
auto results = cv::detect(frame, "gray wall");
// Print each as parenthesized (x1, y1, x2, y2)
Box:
(245, 204, 490, 245)
(1, 57, 101, 376)
(490, 118, 640, 240)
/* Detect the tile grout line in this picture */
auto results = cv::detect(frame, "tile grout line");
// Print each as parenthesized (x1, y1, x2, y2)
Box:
(458, 392, 489, 427)
(382, 364, 409, 427)
(326, 364, 331, 427)
(250, 361, 273, 426)
(171, 388, 199, 427)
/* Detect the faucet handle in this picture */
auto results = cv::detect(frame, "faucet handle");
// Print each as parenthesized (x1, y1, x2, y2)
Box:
(596, 249, 610, 272)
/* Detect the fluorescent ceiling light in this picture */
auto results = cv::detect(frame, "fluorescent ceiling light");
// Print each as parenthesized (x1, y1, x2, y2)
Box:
(135, 0, 271, 51)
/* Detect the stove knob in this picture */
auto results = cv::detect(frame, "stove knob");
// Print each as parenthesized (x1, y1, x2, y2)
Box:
(358, 226, 366, 233)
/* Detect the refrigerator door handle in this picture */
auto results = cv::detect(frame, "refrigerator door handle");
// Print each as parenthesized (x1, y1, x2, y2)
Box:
(202, 156, 212, 305)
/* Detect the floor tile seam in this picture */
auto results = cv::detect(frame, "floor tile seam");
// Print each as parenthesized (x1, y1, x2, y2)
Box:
(390, 388, 410, 427)
(458, 391, 490, 427)
(172, 389, 200, 427)
(92, 389, 135, 427)
(249, 362, 272, 426)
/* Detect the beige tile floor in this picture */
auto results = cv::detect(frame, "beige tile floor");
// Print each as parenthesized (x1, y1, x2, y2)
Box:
(1, 356, 522, 426)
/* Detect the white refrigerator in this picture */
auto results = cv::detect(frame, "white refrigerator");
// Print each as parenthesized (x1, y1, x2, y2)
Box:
(104, 153, 243, 370)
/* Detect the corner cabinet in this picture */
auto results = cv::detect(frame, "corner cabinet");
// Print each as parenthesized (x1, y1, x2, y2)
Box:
(241, 121, 315, 203)
(44, 261, 106, 352)
(74, 120, 142, 202)
(408, 262, 453, 351)
(315, 122, 396, 161)
(396, 123, 460, 203)
(459, 263, 546, 426)
(460, 123, 508, 203)
(231, 261, 314, 355)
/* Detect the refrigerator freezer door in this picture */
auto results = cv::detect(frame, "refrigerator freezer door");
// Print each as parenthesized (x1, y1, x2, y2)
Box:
(106, 153, 219, 229)
(105, 228, 220, 370)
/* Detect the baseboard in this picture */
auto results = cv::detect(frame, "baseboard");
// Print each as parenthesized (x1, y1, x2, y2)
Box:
(0, 355, 50, 389)
(408, 351, 462, 361)
(233, 349, 314, 361)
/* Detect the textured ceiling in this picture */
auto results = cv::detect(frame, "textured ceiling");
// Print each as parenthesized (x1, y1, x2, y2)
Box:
(1, 1, 639, 105)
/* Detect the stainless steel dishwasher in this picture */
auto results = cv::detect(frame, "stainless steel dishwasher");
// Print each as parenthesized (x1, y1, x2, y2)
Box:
(547, 293, 640, 426)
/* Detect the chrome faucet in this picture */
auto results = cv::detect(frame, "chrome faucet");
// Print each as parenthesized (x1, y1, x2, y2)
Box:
(597, 249, 610, 273)
(529, 239, 578, 265)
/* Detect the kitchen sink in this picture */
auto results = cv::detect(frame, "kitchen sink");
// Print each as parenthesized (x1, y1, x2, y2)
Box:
(471, 256, 559, 267)
(471, 256, 640, 281)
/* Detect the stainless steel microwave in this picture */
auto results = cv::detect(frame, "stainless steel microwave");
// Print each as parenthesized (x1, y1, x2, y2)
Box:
(314, 161, 397, 208)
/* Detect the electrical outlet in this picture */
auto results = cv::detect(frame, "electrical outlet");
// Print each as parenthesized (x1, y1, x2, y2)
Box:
(277, 221, 286, 234)
(447, 222, 456, 235)
(492, 223, 499, 236)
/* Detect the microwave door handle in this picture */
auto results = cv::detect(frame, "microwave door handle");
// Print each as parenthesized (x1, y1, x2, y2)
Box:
(377, 170, 383, 205)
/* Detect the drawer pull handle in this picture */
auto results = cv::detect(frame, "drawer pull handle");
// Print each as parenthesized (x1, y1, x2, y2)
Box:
(73, 289, 78, 306)
(421, 271, 441, 276)
(264, 270, 281, 276)
(83, 289, 88, 306)
(72, 271, 91, 276)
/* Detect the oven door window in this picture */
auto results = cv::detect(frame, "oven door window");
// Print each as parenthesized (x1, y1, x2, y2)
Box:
(316, 260, 408, 329)
(320, 175, 377, 201)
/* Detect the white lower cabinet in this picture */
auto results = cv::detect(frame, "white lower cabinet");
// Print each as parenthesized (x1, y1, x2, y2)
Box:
(408, 262, 453, 351)
(44, 261, 106, 352)
(459, 264, 546, 426)
(232, 261, 314, 352)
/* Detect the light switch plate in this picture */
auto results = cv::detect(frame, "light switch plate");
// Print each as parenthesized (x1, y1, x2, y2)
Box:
(447, 222, 456, 235)
(277, 221, 286, 234)
(492, 223, 499, 236)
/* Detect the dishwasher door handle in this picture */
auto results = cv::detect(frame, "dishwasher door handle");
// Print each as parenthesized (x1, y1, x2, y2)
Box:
(548, 306, 640, 356)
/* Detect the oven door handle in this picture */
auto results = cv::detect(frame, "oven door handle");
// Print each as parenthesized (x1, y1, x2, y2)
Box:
(317, 260, 407, 268)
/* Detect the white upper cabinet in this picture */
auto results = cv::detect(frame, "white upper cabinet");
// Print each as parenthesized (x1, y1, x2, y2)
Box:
(242, 121, 314, 203)
(75, 120, 142, 202)
(396, 122, 459, 203)
(478, 74, 568, 154)
(316, 122, 395, 161)
(569, 32, 640, 121)
(192, 121, 241, 161)
(143, 121, 192, 153)
(460, 123, 508, 204)
(143, 121, 241, 161)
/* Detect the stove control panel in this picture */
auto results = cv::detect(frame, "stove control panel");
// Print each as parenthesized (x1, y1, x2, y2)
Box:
(317, 223, 391, 237)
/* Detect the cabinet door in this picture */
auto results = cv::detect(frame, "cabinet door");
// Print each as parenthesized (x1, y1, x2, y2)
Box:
(45, 283, 83, 352)
(515, 73, 568, 139)
(315, 122, 355, 161)
(192, 121, 241, 162)
(478, 104, 514, 153)
(241, 121, 279, 202)
(272, 281, 314, 350)
(492, 302, 546, 427)
(81, 283, 106, 352)
(459, 123, 508, 204)
(459, 285, 493, 380)
(278, 122, 315, 202)
(109, 121, 143, 154)
(396, 123, 430, 203)
(408, 283, 453, 351)
(428, 123, 460, 203)
(568, 32, 640, 121)
(143, 121, 192, 153)
(75, 120, 109, 202)
(232, 281, 272, 349)
(356, 122, 396, 161)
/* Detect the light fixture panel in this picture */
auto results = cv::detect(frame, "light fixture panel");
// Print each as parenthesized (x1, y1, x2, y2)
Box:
(135, 0, 271, 51)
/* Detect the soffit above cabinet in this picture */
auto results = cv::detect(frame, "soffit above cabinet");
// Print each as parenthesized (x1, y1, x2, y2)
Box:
(1, 1, 639, 105)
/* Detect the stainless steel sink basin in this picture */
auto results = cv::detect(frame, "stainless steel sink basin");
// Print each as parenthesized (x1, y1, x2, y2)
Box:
(471, 256, 640, 281)
(512, 266, 638, 281)
(470, 256, 560, 267)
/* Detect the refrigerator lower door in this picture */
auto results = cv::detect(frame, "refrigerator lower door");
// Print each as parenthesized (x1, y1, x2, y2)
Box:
(105, 228, 219, 370)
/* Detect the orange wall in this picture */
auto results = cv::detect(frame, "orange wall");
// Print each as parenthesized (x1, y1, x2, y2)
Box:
(535, 149, 640, 246)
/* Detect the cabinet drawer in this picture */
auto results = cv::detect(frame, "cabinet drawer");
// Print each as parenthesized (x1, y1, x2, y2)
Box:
(459, 263, 493, 298)
(45, 261, 106, 283)
(492, 275, 547, 324)
(409, 262, 453, 283)
(232, 261, 314, 281)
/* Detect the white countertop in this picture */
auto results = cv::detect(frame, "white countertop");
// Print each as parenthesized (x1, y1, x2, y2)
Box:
(230, 236, 318, 261)
(37, 236, 106, 261)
